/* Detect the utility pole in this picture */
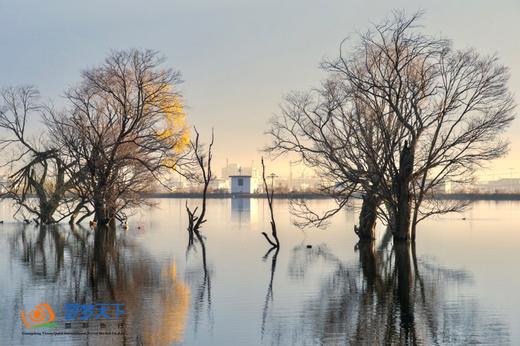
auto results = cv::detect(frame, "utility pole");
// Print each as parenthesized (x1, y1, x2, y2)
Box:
(268, 173, 278, 191)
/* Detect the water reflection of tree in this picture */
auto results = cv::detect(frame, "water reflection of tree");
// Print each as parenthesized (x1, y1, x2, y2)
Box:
(264, 235, 509, 345)
(261, 246, 279, 338)
(185, 231, 213, 335)
(7, 225, 191, 345)
(9, 224, 68, 282)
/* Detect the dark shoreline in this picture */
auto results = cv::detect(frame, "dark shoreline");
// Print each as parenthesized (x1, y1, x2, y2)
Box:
(433, 193, 520, 201)
(143, 192, 520, 201)
(143, 192, 331, 199)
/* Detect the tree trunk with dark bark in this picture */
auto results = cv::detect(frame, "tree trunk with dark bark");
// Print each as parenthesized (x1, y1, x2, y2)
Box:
(392, 141, 414, 241)
(94, 203, 107, 225)
(94, 197, 116, 226)
(39, 200, 58, 225)
(355, 193, 380, 241)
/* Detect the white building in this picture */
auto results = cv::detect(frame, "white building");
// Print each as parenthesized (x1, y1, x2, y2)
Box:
(230, 174, 252, 194)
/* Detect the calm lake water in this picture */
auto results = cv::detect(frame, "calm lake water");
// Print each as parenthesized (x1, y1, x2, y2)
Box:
(0, 198, 519, 345)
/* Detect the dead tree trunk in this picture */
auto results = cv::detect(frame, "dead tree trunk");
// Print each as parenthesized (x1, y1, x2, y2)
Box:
(261, 157, 279, 249)
(185, 128, 214, 246)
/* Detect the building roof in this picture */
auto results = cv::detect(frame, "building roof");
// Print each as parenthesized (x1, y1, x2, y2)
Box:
(229, 175, 252, 178)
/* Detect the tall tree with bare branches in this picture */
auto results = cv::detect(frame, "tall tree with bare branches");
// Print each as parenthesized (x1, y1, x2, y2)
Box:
(48, 49, 190, 230)
(266, 78, 397, 241)
(326, 12, 515, 240)
(267, 12, 515, 242)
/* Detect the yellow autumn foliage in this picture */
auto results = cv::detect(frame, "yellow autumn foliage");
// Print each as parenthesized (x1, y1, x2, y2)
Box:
(147, 83, 190, 168)
(157, 94, 189, 150)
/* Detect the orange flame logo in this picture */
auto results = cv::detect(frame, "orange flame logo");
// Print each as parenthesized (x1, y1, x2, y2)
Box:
(21, 303, 57, 328)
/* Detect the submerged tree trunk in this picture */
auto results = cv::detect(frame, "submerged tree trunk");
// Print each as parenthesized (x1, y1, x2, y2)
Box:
(393, 141, 414, 241)
(355, 193, 380, 241)
(261, 157, 280, 249)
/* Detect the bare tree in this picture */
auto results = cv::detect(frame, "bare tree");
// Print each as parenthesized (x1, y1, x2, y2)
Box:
(0, 86, 82, 224)
(47, 49, 190, 231)
(185, 127, 214, 246)
(183, 128, 215, 327)
(325, 11, 515, 240)
(260, 157, 280, 248)
(183, 129, 215, 327)
(268, 12, 515, 242)
(266, 79, 396, 241)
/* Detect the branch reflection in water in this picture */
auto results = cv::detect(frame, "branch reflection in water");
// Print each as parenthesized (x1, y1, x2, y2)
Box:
(261, 246, 279, 339)
(261, 232, 509, 345)
(185, 229, 213, 334)
(2, 200, 513, 345)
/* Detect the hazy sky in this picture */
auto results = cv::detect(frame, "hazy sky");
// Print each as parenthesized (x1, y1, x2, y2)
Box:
(1, 0, 519, 179)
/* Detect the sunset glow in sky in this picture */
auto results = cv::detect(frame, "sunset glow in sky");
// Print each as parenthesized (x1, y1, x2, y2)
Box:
(1, 0, 519, 179)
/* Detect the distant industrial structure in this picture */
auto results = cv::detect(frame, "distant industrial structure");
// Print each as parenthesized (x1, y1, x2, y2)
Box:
(161, 160, 322, 193)
(157, 161, 520, 195)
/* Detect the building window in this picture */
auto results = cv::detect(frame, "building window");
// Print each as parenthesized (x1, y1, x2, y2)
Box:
(238, 178, 243, 186)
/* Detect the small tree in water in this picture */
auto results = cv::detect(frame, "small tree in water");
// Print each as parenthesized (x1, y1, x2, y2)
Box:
(260, 157, 280, 249)
(184, 127, 214, 247)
